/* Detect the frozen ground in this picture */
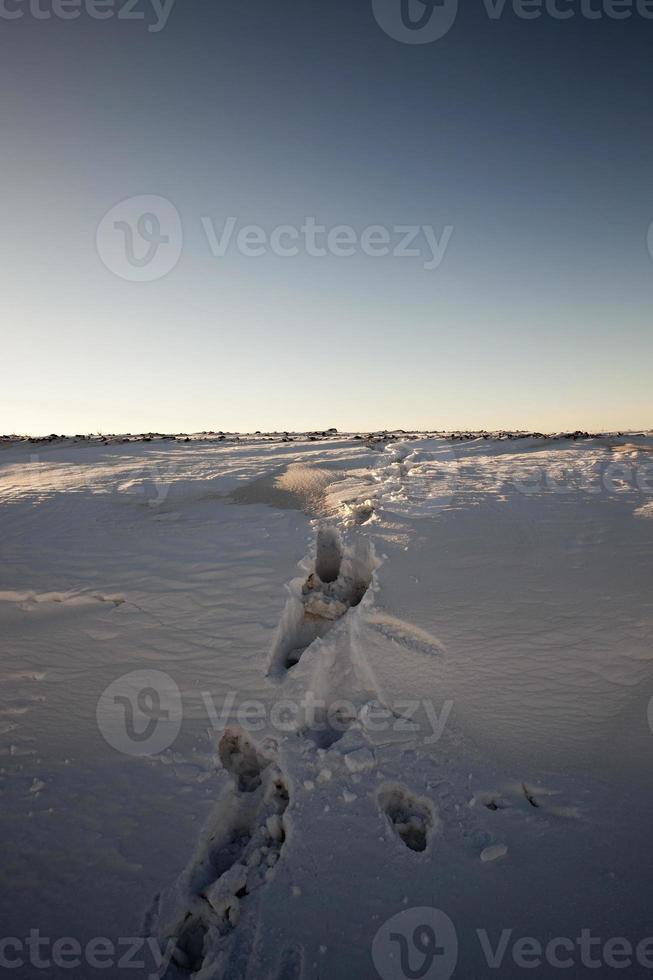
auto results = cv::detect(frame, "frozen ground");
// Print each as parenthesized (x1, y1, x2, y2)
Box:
(1, 432, 652, 979)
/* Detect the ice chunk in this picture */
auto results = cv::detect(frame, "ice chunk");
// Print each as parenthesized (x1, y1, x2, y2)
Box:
(344, 748, 375, 773)
(480, 844, 508, 863)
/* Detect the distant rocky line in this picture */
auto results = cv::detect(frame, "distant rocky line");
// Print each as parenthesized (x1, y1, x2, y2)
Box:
(1, 428, 650, 447)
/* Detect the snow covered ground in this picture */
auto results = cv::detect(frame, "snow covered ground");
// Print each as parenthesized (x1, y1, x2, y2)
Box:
(1, 433, 653, 979)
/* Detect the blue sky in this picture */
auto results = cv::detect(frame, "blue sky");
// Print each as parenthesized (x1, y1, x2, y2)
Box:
(2, 0, 652, 433)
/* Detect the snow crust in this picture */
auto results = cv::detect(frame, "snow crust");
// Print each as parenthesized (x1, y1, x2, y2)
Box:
(1, 432, 652, 978)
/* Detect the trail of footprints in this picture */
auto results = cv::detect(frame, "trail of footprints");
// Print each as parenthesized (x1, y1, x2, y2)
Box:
(167, 730, 289, 975)
(160, 451, 568, 976)
(162, 524, 385, 976)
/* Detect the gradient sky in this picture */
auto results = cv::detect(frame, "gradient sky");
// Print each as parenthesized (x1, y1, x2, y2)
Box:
(2, 0, 652, 434)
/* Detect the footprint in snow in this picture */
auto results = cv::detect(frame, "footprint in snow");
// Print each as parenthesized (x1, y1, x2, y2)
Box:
(297, 703, 357, 750)
(271, 946, 304, 980)
(378, 784, 435, 853)
(162, 728, 290, 976)
(268, 526, 376, 677)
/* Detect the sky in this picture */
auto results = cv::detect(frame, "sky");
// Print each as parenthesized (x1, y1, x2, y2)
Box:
(1, 0, 652, 434)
